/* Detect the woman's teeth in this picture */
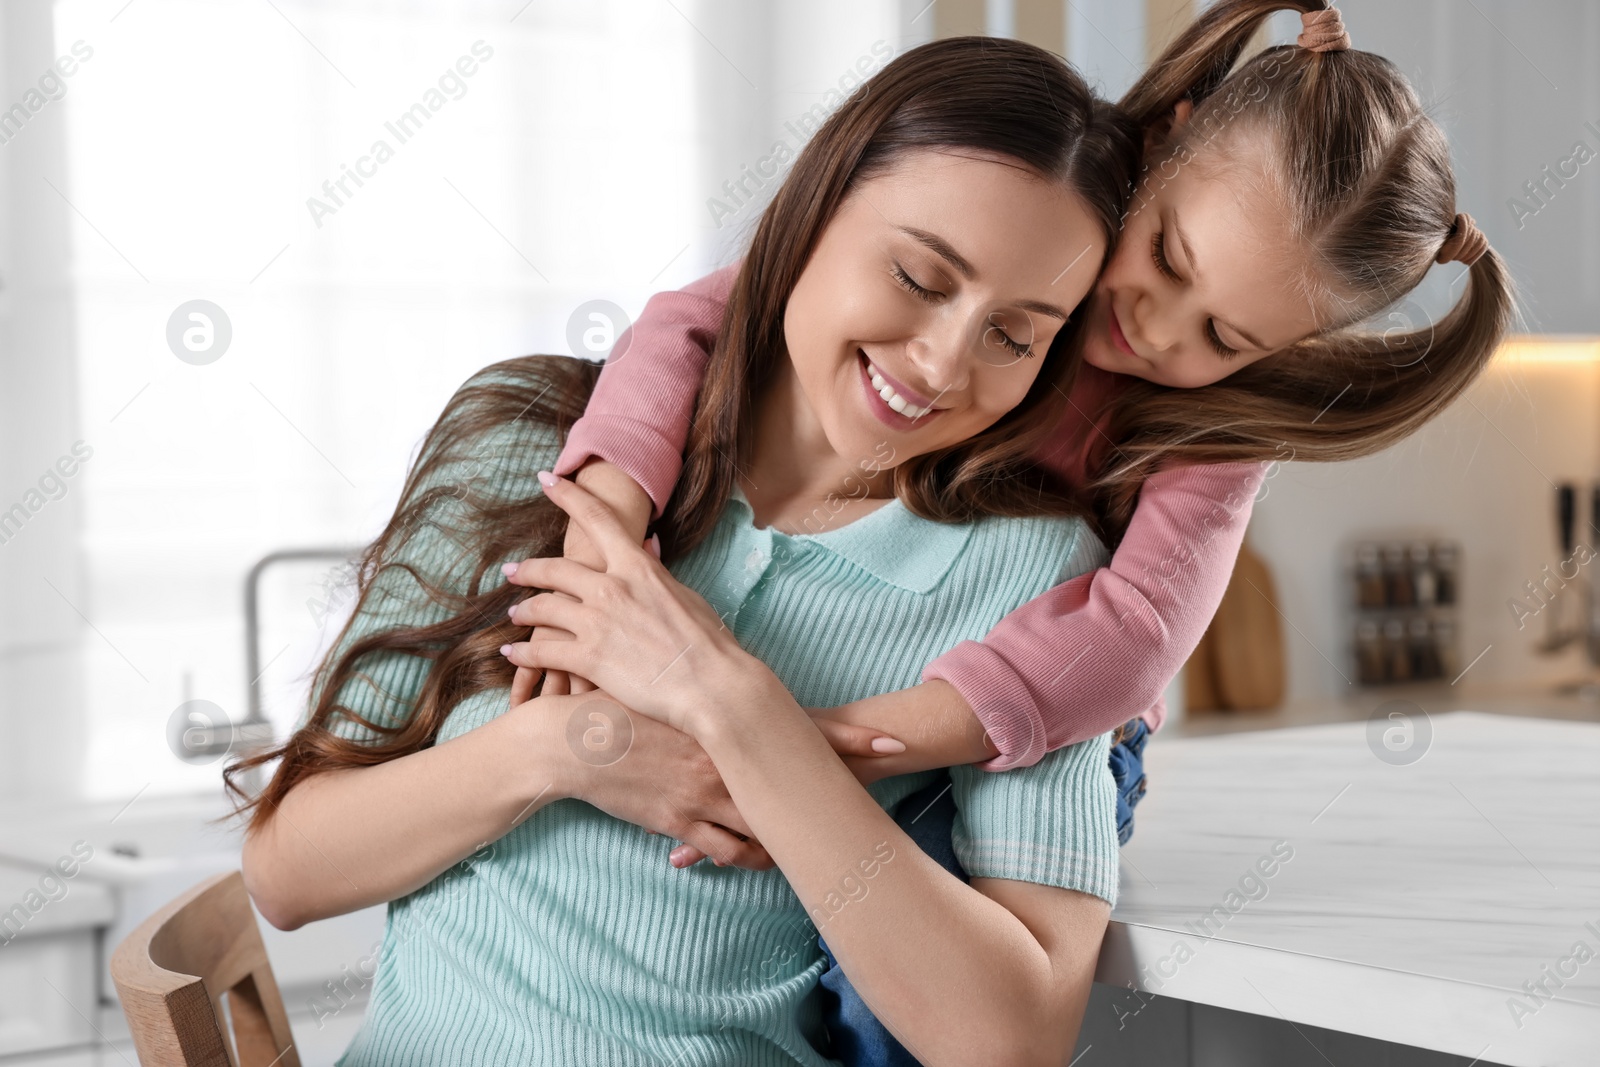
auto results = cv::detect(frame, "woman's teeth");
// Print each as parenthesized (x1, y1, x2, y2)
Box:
(866, 359, 932, 418)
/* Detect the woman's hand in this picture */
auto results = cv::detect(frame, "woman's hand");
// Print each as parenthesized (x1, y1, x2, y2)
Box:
(525, 688, 774, 870)
(500, 473, 807, 738)
(502, 473, 908, 756)
(511, 460, 654, 702)
(663, 706, 914, 868)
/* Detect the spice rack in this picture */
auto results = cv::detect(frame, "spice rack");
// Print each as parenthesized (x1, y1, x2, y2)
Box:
(1347, 539, 1462, 686)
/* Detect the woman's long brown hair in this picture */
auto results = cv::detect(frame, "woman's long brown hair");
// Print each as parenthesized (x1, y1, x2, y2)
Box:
(224, 36, 1140, 834)
(1084, 0, 1515, 540)
(223, 357, 599, 832)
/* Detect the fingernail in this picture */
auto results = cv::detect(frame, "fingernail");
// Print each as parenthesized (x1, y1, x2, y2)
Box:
(501, 562, 518, 577)
(536, 470, 557, 489)
(647, 533, 661, 559)
(870, 737, 907, 754)
(499, 644, 513, 657)
(506, 605, 516, 618)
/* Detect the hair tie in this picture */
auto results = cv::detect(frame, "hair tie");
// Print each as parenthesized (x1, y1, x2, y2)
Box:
(1436, 212, 1489, 267)
(1298, 7, 1350, 52)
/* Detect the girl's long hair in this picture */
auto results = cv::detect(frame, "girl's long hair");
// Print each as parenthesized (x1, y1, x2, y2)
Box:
(1085, 0, 1514, 541)
(224, 36, 1140, 833)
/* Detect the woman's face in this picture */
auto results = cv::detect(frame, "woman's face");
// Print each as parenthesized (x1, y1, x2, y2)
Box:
(1079, 120, 1326, 389)
(781, 148, 1108, 472)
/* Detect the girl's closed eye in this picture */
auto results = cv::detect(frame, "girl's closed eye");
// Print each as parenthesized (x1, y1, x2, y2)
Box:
(1150, 231, 1240, 361)
(1205, 324, 1240, 361)
(1149, 230, 1180, 283)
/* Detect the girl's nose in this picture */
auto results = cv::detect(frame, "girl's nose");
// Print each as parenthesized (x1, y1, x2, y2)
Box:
(1130, 292, 1177, 355)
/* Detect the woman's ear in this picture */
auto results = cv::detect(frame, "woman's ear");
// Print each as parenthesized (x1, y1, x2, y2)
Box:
(1143, 98, 1196, 156)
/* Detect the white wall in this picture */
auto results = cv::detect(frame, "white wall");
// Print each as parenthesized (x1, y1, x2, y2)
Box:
(0, 1, 88, 801)
(691, 0, 913, 270)
(1253, 354, 1600, 703)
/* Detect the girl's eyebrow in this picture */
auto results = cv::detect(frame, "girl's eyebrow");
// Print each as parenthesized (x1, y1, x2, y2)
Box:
(1170, 209, 1269, 350)
(900, 226, 1069, 321)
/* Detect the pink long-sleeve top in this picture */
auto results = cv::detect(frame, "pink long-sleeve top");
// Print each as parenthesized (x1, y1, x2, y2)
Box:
(552, 263, 1269, 770)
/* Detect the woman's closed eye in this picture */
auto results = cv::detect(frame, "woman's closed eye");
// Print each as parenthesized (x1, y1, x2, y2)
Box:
(891, 261, 942, 304)
(891, 263, 1034, 359)
(1149, 232, 1240, 361)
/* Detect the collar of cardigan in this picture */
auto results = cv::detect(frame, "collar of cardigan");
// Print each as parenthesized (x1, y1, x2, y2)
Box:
(726, 483, 972, 595)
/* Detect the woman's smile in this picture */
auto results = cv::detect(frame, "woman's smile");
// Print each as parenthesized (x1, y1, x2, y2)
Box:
(857, 349, 944, 429)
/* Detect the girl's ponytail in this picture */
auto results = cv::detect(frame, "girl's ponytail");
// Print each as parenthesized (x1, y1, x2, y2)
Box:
(1122, 0, 1325, 130)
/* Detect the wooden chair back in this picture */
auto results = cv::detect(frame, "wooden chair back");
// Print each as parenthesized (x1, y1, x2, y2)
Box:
(110, 870, 300, 1067)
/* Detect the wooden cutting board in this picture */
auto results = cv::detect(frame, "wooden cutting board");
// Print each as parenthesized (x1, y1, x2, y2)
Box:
(1186, 531, 1286, 712)
(1184, 623, 1222, 712)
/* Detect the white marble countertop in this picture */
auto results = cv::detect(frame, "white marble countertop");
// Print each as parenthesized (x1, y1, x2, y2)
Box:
(0, 857, 116, 938)
(1098, 710, 1599, 1067)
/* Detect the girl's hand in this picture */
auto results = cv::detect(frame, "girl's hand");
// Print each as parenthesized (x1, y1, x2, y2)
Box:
(520, 689, 774, 870)
(500, 471, 780, 737)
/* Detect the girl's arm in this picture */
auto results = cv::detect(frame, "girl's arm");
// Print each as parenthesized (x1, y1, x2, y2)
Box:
(804, 460, 1268, 780)
(866, 458, 1271, 772)
(535, 263, 738, 694)
(541, 264, 1268, 770)
(551, 263, 740, 517)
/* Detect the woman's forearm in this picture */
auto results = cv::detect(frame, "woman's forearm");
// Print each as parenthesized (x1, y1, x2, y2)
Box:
(242, 705, 563, 931)
(700, 673, 1084, 1067)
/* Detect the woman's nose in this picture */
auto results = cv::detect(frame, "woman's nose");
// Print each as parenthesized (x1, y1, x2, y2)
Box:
(904, 319, 971, 399)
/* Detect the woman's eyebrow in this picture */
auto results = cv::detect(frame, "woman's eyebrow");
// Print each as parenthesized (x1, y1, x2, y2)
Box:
(902, 227, 976, 277)
(900, 226, 1069, 321)
(1171, 209, 1269, 350)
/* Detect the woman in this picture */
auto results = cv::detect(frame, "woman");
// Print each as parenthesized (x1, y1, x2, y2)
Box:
(233, 36, 1139, 1065)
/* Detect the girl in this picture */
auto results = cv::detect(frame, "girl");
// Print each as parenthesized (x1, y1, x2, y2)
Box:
(505, 3, 1513, 1061)
(235, 35, 1140, 1065)
(520, 0, 1512, 833)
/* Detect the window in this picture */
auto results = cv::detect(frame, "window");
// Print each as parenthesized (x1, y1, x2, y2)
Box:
(54, 0, 698, 797)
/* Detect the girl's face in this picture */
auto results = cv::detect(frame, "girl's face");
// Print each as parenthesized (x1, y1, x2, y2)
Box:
(781, 148, 1108, 472)
(1080, 116, 1326, 389)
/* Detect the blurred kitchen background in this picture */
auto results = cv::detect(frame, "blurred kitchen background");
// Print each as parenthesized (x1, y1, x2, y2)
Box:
(0, 0, 1595, 1064)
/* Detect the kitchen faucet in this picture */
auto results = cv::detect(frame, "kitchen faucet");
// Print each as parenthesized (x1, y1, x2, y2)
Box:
(179, 547, 364, 789)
